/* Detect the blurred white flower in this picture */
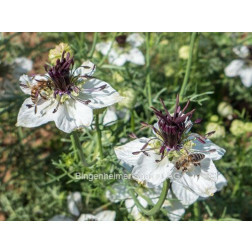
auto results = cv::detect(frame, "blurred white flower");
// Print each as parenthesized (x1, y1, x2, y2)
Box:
(50, 191, 116, 221)
(13, 57, 33, 76)
(96, 33, 145, 66)
(225, 45, 252, 87)
(16, 52, 123, 133)
(106, 181, 187, 221)
(179, 45, 190, 60)
(115, 96, 226, 198)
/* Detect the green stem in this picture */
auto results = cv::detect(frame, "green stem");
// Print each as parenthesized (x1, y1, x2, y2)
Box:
(95, 114, 103, 159)
(128, 180, 169, 216)
(71, 131, 88, 166)
(145, 32, 152, 107)
(88, 32, 98, 58)
(179, 32, 197, 100)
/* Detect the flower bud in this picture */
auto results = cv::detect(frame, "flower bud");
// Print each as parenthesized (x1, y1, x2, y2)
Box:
(210, 115, 219, 122)
(230, 120, 246, 136)
(206, 122, 225, 139)
(217, 102, 233, 119)
(164, 65, 174, 77)
(118, 88, 136, 109)
(112, 72, 124, 83)
(49, 43, 73, 65)
(244, 122, 252, 133)
(179, 45, 190, 60)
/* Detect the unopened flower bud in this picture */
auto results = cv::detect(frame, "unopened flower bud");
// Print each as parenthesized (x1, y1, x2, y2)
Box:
(206, 122, 225, 139)
(164, 65, 174, 77)
(118, 88, 136, 109)
(230, 120, 246, 136)
(49, 43, 73, 65)
(217, 102, 233, 119)
(179, 45, 190, 60)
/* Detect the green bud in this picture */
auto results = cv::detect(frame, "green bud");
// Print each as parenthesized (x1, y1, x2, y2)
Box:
(206, 122, 225, 139)
(210, 115, 219, 122)
(164, 65, 174, 77)
(217, 102, 233, 119)
(230, 120, 246, 136)
(118, 88, 136, 109)
(179, 45, 190, 60)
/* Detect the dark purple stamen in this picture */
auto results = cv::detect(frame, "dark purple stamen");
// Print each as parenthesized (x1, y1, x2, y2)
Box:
(115, 35, 127, 45)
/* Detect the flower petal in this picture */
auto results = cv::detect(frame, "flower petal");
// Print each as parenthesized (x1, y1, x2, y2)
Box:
(67, 192, 82, 217)
(126, 33, 144, 48)
(127, 48, 145, 65)
(74, 60, 96, 77)
(224, 59, 244, 77)
(175, 172, 218, 197)
(19, 74, 44, 94)
(103, 106, 118, 126)
(171, 182, 198, 206)
(163, 190, 186, 221)
(96, 41, 112, 55)
(80, 78, 123, 109)
(216, 172, 227, 191)
(78, 214, 97, 221)
(125, 197, 147, 220)
(106, 182, 130, 202)
(14, 57, 33, 75)
(109, 51, 128, 66)
(16, 98, 56, 128)
(191, 134, 226, 160)
(233, 46, 249, 58)
(53, 99, 93, 133)
(239, 67, 252, 87)
(95, 210, 116, 221)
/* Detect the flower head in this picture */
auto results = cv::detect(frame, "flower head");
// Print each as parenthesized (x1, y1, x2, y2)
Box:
(16, 49, 123, 133)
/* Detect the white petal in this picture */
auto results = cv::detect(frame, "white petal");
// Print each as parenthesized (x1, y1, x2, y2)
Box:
(171, 182, 198, 206)
(233, 46, 249, 58)
(53, 99, 93, 133)
(115, 138, 174, 186)
(95, 210, 116, 221)
(191, 134, 226, 160)
(224, 60, 244, 77)
(216, 172, 227, 191)
(239, 67, 252, 87)
(127, 48, 145, 65)
(200, 158, 218, 182)
(80, 78, 123, 109)
(163, 191, 186, 221)
(125, 197, 147, 220)
(74, 60, 96, 77)
(106, 182, 130, 202)
(126, 33, 144, 47)
(78, 214, 97, 221)
(103, 106, 118, 126)
(67, 192, 82, 217)
(96, 41, 112, 55)
(16, 98, 56, 128)
(175, 172, 217, 197)
(19, 74, 44, 94)
(14, 57, 33, 74)
(49, 215, 73, 221)
(109, 51, 128, 66)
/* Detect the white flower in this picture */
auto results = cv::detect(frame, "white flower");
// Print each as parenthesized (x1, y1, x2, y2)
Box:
(50, 191, 116, 221)
(13, 57, 33, 76)
(114, 97, 226, 199)
(96, 33, 145, 66)
(225, 45, 252, 87)
(106, 181, 187, 221)
(16, 53, 123, 133)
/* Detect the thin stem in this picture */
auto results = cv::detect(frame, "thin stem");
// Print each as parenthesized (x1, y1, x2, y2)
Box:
(145, 32, 152, 107)
(128, 180, 169, 216)
(71, 131, 88, 166)
(95, 114, 103, 159)
(179, 32, 197, 100)
(88, 32, 98, 58)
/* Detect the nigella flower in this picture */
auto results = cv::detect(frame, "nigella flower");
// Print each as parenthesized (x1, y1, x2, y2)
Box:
(225, 45, 252, 87)
(96, 33, 145, 66)
(114, 95, 226, 199)
(50, 192, 116, 221)
(106, 181, 187, 221)
(16, 51, 123, 133)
